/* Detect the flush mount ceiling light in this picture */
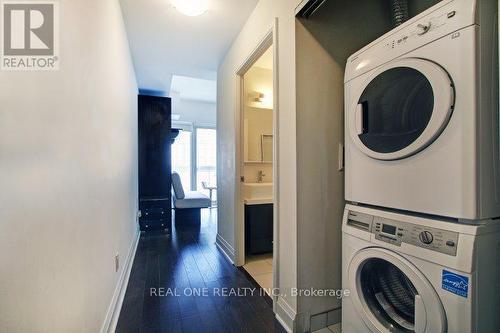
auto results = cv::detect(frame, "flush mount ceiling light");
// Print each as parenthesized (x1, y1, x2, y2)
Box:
(170, 0, 209, 17)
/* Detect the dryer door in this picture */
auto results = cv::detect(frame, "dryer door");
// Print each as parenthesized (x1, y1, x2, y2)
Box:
(348, 58, 454, 160)
(347, 248, 446, 333)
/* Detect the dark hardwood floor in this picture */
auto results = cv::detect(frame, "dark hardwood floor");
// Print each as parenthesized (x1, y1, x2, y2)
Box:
(116, 209, 286, 333)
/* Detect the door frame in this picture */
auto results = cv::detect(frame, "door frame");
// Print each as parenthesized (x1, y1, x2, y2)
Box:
(234, 19, 280, 308)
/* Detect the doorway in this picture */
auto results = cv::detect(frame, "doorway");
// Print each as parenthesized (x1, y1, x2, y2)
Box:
(235, 24, 279, 300)
(172, 126, 218, 239)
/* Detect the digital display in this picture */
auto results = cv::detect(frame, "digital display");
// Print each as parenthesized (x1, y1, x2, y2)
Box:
(382, 224, 397, 235)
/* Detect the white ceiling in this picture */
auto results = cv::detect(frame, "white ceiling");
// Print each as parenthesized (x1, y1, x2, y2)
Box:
(170, 75, 217, 103)
(120, 0, 258, 95)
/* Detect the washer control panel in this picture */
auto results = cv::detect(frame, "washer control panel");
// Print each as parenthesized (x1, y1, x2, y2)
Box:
(404, 222, 459, 256)
(371, 216, 459, 256)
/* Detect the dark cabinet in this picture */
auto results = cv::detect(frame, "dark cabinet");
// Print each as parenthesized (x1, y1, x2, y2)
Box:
(138, 95, 172, 232)
(245, 204, 273, 255)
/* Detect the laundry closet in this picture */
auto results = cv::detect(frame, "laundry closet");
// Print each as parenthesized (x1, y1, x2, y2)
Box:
(293, 0, 444, 331)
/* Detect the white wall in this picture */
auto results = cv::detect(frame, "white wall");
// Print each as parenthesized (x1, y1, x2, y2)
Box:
(217, 0, 299, 330)
(243, 66, 274, 183)
(244, 108, 273, 162)
(243, 67, 273, 161)
(0, 0, 138, 332)
(244, 66, 274, 111)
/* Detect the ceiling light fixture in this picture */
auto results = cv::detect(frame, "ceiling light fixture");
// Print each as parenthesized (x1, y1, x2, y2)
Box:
(170, 0, 209, 17)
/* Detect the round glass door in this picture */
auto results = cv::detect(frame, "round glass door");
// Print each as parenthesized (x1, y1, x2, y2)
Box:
(360, 258, 418, 332)
(349, 58, 454, 160)
(347, 248, 447, 333)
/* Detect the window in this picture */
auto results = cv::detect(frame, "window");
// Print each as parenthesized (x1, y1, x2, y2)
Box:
(196, 128, 216, 197)
(172, 130, 192, 190)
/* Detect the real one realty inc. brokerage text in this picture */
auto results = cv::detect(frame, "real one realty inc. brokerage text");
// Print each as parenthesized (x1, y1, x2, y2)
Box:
(149, 287, 351, 298)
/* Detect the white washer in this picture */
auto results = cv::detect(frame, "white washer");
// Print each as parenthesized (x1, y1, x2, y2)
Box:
(344, 0, 500, 220)
(342, 204, 500, 333)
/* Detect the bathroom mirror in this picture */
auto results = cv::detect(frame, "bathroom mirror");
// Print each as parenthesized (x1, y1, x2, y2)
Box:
(261, 134, 273, 162)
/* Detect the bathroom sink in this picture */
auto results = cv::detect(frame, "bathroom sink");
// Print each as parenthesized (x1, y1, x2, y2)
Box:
(244, 183, 273, 204)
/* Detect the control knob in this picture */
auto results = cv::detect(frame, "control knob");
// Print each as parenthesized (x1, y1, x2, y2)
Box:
(416, 23, 431, 35)
(419, 231, 434, 244)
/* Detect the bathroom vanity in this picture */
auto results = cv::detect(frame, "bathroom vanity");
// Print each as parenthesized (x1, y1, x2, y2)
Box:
(244, 182, 273, 254)
(245, 203, 273, 254)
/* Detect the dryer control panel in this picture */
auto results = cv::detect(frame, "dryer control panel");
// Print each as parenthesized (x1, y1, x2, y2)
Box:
(383, 9, 454, 52)
(344, 0, 476, 83)
(346, 211, 459, 256)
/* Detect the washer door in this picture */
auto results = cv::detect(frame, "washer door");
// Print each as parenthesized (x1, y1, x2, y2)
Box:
(348, 58, 454, 160)
(348, 248, 446, 333)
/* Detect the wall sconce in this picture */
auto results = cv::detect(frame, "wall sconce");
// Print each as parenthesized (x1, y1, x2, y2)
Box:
(249, 91, 273, 108)
(253, 92, 265, 103)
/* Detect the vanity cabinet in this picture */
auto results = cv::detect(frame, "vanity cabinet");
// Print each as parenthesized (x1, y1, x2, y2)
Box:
(245, 204, 273, 255)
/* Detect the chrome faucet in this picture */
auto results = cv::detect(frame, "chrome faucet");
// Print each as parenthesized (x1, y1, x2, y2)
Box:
(257, 170, 265, 183)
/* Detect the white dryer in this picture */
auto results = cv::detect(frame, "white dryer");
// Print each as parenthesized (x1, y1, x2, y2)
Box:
(342, 204, 500, 333)
(344, 0, 500, 220)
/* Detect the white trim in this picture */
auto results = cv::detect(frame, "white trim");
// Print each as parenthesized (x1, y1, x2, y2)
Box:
(216, 234, 235, 264)
(271, 17, 280, 313)
(294, 0, 327, 16)
(276, 296, 296, 333)
(172, 121, 194, 131)
(234, 27, 275, 267)
(234, 18, 280, 314)
(326, 307, 342, 327)
(235, 63, 245, 266)
(276, 315, 293, 333)
(195, 123, 217, 130)
(235, 30, 274, 76)
(100, 229, 140, 333)
(294, 0, 310, 15)
(191, 128, 197, 191)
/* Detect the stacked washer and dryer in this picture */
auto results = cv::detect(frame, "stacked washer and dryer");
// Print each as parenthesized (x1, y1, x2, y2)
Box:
(342, 0, 500, 332)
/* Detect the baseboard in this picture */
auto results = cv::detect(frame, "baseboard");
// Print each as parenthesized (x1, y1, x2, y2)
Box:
(326, 307, 342, 327)
(276, 296, 296, 333)
(215, 234, 235, 264)
(276, 314, 293, 333)
(310, 306, 342, 332)
(100, 229, 140, 333)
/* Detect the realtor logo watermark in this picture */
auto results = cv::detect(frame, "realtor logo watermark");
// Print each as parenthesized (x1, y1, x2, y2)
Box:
(1, 0, 59, 70)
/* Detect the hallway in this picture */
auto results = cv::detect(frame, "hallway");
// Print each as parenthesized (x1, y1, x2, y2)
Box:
(116, 210, 285, 333)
